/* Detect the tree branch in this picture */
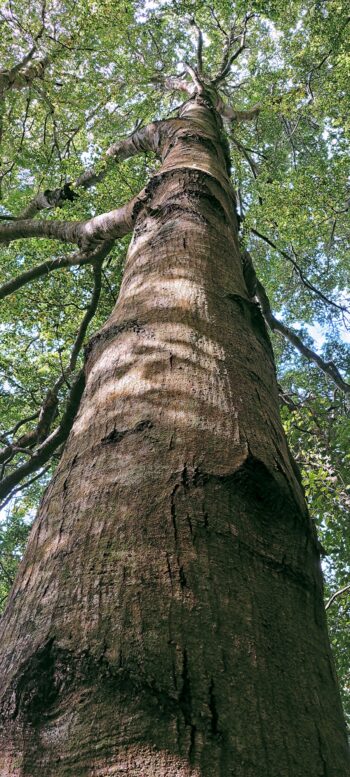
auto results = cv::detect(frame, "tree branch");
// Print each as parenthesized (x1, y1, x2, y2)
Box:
(218, 100, 261, 122)
(0, 465, 51, 513)
(212, 13, 253, 85)
(242, 250, 350, 394)
(151, 73, 194, 96)
(0, 52, 49, 94)
(0, 184, 146, 249)
(251, 228, 348, 313)
(0, 369, 85, 505)
(189, 19, 204, 75)
(0, 261, 103, 486)
(325, 583, 350, 611)
(17, 122, 163, 219)
(0, 241, 112, 301)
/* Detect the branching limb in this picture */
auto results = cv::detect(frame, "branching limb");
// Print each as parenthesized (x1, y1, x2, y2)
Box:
(251, 228, 348, 314)
(325, 583, 350, 611)
(0, 241, 112, 301)
(151, 72, 194, 96)
(0, 184, 145, 249)
(212, 13, 253, 85)
(183, 62, 204, 93)
(189, 19, 204, 75)
(217, 99, 261, 122)
(0, 262, 103, 485)
(0, 52, 49, 94)
(0, 368, 85, 505)
(242, 250, 350, 394)
(18, 122, 163, 219)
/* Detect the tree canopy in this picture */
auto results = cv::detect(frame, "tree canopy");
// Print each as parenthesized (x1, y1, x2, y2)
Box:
(0, 0, 349, 721)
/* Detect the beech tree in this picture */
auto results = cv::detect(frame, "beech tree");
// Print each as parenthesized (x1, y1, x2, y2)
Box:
(0, 0, 349, 774)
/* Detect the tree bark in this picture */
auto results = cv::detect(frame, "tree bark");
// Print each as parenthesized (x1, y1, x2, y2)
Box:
(0, 95, 349, 776)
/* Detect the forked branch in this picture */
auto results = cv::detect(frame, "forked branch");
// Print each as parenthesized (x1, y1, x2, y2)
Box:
(0, 241, 112, 301)
(17, 121, 163, 219)
(242, 250, 350, 394)
(0, 369, 85, 505)
(0, 262, 103, 487)
(213, 13, 254, 85)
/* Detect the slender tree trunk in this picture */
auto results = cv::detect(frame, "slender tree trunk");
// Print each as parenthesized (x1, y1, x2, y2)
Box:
(0, 96, 349, 776)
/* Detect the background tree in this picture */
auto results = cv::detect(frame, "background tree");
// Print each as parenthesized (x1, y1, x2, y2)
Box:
(0, 0, 349, 771)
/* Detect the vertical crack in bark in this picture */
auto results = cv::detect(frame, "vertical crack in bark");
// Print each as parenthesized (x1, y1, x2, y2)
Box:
(166, 552, 174, 590)
(170, 484, 179, 545)
(178, 649, 196, 764)
(179, 565, 187, 590)
(317, 726, 330, 777)
(209, 679, 219, 736)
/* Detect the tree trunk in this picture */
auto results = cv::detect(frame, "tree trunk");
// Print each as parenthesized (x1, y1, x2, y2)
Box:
(0, 95, 349, 776)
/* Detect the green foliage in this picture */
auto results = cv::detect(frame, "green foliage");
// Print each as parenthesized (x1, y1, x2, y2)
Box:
(0, 0, 349, 722)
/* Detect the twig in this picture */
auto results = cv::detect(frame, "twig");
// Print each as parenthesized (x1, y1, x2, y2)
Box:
(251, 228, 348, 313)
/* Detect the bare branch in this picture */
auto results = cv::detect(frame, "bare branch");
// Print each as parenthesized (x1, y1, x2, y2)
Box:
(325, 583, 350, 611)
(0, 53, 49, 94)
(0, 184, 145, 250)
(0, 369, 85, 505)
(183, 62, 204, 93)
(190, 19, 204, 75)
(242, 250, 349, 393)
(251, 228, 348, 313)
(0, 241, 112, 301)
(218, 100, 261, 122)
(0, 215, 82, 245)
(151, 73, 194, 96)
(212, 13, 254, 86)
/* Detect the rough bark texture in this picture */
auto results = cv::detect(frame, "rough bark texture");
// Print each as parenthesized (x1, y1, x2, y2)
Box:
(0, 95, 349, 776)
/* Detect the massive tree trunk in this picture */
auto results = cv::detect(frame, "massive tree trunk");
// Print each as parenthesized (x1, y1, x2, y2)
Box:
(0, 94, 349, 776)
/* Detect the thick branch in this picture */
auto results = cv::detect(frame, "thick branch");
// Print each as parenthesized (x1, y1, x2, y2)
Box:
(18, 122, 162, 219)
(218, 100, 261, 122)
(0, 185, 145, 250)
(0, 54, 49, 94)
(152, 73, 194, 96)
(0, 216, 82, 245)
